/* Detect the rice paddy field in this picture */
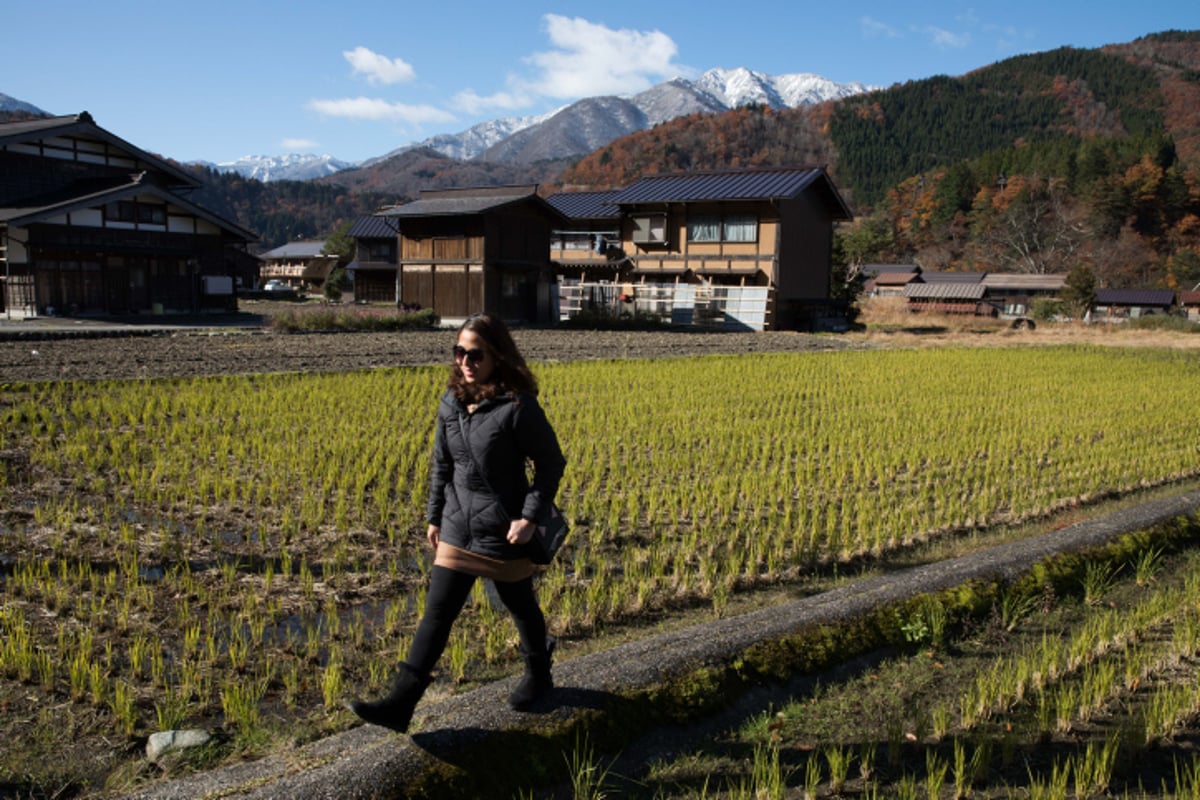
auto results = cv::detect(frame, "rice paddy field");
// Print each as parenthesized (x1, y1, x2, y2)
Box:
(2, 326, 1200, 798)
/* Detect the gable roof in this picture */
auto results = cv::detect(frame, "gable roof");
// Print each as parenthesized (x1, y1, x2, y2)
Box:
(872, 272, 921, 286)
(861, 263, 919, 277)
(1095, 289, 1176, 306)
(982, 274, 1066, 291)
(261, 240, 327, 259)
(1181, 290, 1200, 306)
(609, 167, 853, 220)
(379, 184, 564, 221)
(0, 111, 199, 189)
(545, 190, 622, 220)
(0, 170, 256, 241)
(904, 282, 987, 300)
(347, 215, 398, 239)
(920, 270, 987, 283)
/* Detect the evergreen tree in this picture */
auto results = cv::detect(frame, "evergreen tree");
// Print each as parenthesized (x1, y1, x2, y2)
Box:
(1061, 262, 1097, 319)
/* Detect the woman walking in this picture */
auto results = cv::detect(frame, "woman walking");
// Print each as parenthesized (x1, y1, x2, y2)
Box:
(349, 313, 566, 732)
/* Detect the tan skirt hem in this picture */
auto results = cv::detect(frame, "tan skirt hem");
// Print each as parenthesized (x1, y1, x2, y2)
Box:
(434, 541, 535, 582)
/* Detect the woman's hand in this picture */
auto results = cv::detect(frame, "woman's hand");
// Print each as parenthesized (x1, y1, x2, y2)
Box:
(426, 524, 440, 548)
(507, 517, 536, 545)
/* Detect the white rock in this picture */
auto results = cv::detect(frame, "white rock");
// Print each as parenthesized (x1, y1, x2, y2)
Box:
(146, 729, 211, 762)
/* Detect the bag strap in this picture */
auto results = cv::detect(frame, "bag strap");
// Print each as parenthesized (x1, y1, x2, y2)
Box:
(456, 412, 499, 498)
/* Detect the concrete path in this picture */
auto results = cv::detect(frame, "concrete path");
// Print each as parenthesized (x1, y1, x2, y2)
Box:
(119, 490, 1200, 800)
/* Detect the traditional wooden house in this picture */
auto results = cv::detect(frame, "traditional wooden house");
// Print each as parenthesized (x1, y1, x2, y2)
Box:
(866, 270, 922, 297)
(545, 190, 628, 277)
(981, 273, 1066, 317)
(258, 240, 339, 291)
(378, 185, 565, 323)
(545, 189, 633, 320)
(345, 215, 399, 303)
(0, 112, 256, 317)
(606, 166, 852, 330)
(1092, 289, 1176, 321)
(1181, 290, 1200, 323)
(903, 281, 990, 315)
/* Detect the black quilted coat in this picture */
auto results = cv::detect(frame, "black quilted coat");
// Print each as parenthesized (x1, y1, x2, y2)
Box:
(426, 389, 566, 561)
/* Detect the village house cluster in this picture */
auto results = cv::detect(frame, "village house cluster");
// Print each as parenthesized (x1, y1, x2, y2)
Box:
(4, 113, 1195, 330)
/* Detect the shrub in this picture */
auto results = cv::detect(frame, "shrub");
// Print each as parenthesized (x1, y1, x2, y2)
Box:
(1127, 314, 1199, 333)
(267, 306, 440, 333)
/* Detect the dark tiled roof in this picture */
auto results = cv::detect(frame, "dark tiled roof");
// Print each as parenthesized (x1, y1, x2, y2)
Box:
(861, 263, 919, 277)
(610, 167, 852, 219)
(1095, 289, 1176, 306)
(262, 241, 326, 259)
(347, 215, 397, 238)
(0, 173, 256, 241)
(920, 270, 987, 283)
(982, 274, 1066, 291)
(545, 190, 621, 219)
(379, 184, 545, 218)
(0, 111, 198, 188)
(872, 272, 921, 286)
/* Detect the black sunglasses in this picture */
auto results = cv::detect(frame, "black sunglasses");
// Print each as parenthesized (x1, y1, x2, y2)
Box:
(452, 345, 485, 363)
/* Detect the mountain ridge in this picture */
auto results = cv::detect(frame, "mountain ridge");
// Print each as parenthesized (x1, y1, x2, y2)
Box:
(203, 67, 874, 181)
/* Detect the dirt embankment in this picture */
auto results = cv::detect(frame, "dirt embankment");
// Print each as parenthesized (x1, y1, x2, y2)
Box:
(0, 328, 869, 383)
(2, 317, 1197, 384)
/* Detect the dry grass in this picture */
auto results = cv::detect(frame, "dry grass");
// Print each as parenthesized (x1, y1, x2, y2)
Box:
(854, 296, 1200, 351)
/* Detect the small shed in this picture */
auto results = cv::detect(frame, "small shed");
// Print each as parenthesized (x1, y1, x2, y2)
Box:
(903, 281, 990, 315)
(1092, 289, 1176, 321)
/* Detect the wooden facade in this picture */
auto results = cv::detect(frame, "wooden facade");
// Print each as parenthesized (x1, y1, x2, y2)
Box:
(346, 215, 398, 303)
(379, 185, 565, 323)
(0, 112, 256, 317)
(545, 190, 629, 281)
(603, 167, 852, 330)
(259, 240, 338, 290)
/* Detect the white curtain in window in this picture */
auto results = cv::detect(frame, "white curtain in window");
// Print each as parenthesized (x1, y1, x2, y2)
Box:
(688, 215, 720, 242)
(724, 214, 757, 242)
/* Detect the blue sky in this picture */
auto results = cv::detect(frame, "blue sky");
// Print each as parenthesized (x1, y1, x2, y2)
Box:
(3, 1, 1196, 165)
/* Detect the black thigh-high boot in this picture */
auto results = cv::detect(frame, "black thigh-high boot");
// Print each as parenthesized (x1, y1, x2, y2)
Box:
(509, 636, 555, 711)
(347, 663, 430, 732)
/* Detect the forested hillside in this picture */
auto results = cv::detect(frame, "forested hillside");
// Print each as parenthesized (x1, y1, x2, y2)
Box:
(183, 165, 395, 249)
(560, 30, 1200, 291)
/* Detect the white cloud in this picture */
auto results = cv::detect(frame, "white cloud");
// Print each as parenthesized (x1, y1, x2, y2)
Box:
(281, 138, 318, 150)
(861, 16, 901, 38)
(343, 46, 416, 85)
(307, 97, 456, 125)
(523, 14, 680, 99)
(922, 25, 971, 49)
(452, 87, 531, 115)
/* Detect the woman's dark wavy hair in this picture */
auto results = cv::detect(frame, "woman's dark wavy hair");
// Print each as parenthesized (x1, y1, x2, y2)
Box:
(448, 312, 538, 403)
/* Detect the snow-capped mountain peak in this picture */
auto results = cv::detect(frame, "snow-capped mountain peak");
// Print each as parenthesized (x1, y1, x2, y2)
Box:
(210, 153, 353, 182)
(694, 67, 872, 109)
(163, 66, 875, 179)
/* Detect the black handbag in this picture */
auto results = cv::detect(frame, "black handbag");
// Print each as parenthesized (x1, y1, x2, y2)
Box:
(458, 413, 567, 564)
(528, 502, 569, 565)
